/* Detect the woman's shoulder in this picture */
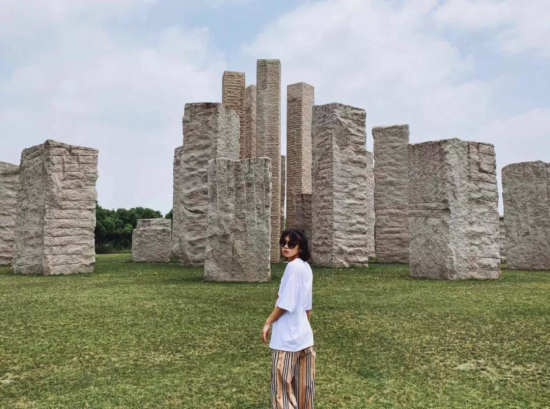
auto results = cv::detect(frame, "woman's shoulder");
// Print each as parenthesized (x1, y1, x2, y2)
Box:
(286, 258, 311, 273)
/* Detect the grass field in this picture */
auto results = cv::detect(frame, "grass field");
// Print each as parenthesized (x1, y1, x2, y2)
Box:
(1, 254, 549, 408)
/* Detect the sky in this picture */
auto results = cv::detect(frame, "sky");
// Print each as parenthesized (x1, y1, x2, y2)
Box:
(1, 0, 549, 215)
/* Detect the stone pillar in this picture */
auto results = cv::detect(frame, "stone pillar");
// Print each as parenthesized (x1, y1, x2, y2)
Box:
(0, 162, 20, 266)
(366, 151, 375, 258)
(222, 71, 246, 158)
(256, 59, 281, 262)
(373, 125, 410, 263)
(132, 219, 172, 263)
(499, 216, 507, 264)
(204, 158, 271, 282)
(244, 85, 257, 158)
(286, 82, 314, 237)
(171, 146, 184, 258)
(281, 154, 286, 234)
(502, 161, 550, 270)
(312, 103, 369, 268)
(13, 140, 98, 275)
(288, 194, 312, 242)
(179, 103, 240, 266)
(408, 139, 500, 279)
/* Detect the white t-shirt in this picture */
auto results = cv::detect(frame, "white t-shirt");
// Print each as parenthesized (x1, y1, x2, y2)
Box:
(270, 258, 314, 352)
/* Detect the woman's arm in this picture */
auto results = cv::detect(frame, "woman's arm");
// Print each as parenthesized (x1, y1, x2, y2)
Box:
(306, 310, 312, 321)
(262, 306, 287, 344)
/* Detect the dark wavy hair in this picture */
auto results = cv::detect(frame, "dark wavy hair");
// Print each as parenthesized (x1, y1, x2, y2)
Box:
(279, 228, 311, 262)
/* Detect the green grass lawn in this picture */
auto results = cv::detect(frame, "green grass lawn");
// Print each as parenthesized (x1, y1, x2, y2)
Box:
(0, 255, 549, 408)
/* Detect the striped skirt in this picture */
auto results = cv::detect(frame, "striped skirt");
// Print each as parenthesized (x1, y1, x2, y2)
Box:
(271, 346, 316, 409)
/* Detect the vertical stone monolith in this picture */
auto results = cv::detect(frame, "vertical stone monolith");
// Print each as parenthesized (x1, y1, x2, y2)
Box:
(244, 85, 257, 158)
(222, 71, 246, 158)
(366, 151, 375, 258)
(256, 59, 281, 262)
(132, 219, 172, 263)
(281, 154, 286, 234)
(312, 103, 369, 267)
(502, 161, 550, 270)
(373, 125, 409, 263)
(499, 216, 507, 264)
(13, 140, 98, 275)
(0, 162, 20, 266)
(171, 146, 184, 258)
(408, 139, 500, 279)
(179, 103, 239, 266)
(204, 158, 271, 282)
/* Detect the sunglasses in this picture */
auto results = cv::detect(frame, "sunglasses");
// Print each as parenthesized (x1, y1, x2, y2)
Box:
(279, 239, 298, 249)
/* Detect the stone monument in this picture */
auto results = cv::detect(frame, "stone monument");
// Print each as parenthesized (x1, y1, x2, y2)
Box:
(132, 219, 172, 263)
(366, 151, 375, 258)
(499, 216, 507, 264)
(0, 162, 20, 266)
(281, 154, 286, 234)
(222, 71, 246, 158)
(244, 85, 257, 158)
(171, 146, 183, 258)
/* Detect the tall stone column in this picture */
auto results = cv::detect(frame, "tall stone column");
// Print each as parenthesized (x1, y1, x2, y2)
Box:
(244, 85, 257, 158)
(502, 161, 550, 270)
(0, 162, 20, 266)
(408, 139, 500, 279)
(222, 71, 246, 158)
(373, 125, 410, 263)
(13, 140, 98, 275)
(179, 103, 239, 266)
(312, 103, 369, 268)
(205, 158, 271, 282)
(256, 59, 281, 262)
(499, 216, 507, 264)
(366, 151, 375, 258)
(286, 82, 314, 239)
(171, 146, 184, 258)
(281, 155, 286, 235)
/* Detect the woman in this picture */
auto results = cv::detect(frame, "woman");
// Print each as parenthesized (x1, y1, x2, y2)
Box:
(262, 229, 315, 409)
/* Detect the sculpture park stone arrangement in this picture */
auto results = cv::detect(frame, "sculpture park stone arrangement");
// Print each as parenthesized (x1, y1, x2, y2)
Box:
(244, 85, 257, 158)
(13, 140, 98, 275)
(179, 103, 239, 266)
(286, 82, 314, 236)
(281, 155, 286, 234)
(502, 161, 550, 270)
(204, 158, 271, 282)
(222, 71, 246, 159)
(408, 139, 500, 280)
(499, 216, 507, 264)
(311, 103, 370, 268)
(366, 151, 375, 258)
(171, 146, 184, 258)
(373, 124, 410, 263)
(256, 59, 282, 262)
(132, 219, 172, 263)
(0, 162, 20, 266)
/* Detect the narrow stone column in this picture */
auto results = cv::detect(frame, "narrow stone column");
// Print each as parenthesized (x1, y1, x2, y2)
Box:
(171, 146, 184, 258)
(205, 158, 271, 282)
(499, 216, 507, 264)
(286, 82, 314, 238)
(408, 139, 500, 279)
(288, 194, 312, 242)
(13, 140, 98, 275)
(179, 103, 239, 266)
(222, 71, 246, 158)
(0, 162, 20, 266)
(132, 219, 172, 263)
(281, 154, 286, 235)
(366, 151, 375, 258)
(312, 103, 369, 268)
(373, 124, 410, 263)
(244, 85, 257, 158)
(256, 59, 281, 262)
(502, 161, 550, 270)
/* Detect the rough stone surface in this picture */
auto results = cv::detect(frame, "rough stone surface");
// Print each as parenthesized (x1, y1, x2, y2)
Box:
(499, 216, 507, 264)
(13, 140, 98, 275)
(222, 71, 246, 159)
(179, 103, 240, 266)
(366, 151, 375, 258)
(408, 139, 500, 280)
(256, 59, 281, 262)
(373, 125, 410, 263)
(287, 194, 312, 241)
(502, 161, 550, 270)
(132, 219, 172, 263)
(281, 155, 286, 234)
(244, 85, 257, 158)
(171, 146, 184, 258)
(204, 158, 271, 282)
(311, 103, 369, 267)
(286, 82, 314, 237)
(0, 162, 20, 266)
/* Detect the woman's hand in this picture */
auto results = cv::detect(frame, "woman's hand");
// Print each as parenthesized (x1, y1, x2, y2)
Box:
(262, 322, 271, 344)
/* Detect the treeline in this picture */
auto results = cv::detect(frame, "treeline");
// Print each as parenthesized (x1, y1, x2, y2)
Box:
(95, 204, 172, 253)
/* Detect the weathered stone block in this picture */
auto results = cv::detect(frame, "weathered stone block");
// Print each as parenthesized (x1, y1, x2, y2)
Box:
(222, 71, 246, 158)
(373, 125, 409, 263)
(311, 103, 369, 268)
(0, 162, 20, 266)
(13, 140, 98, 275)
(287, 194, 312, 241)
(257, 59, 281, 262)
(499, 216, 507, 264)
(366, 151, 375, 258)
(244, 85, 257, 158)
(179, 103, 240, 266)
(132, 219, 172, 263)
(408, 139, 500, 280)
(171, 146, 183, 258)
(281, 154, 286, 234)
(204, 158, 271, 282)
(502, 161, 550, 270)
